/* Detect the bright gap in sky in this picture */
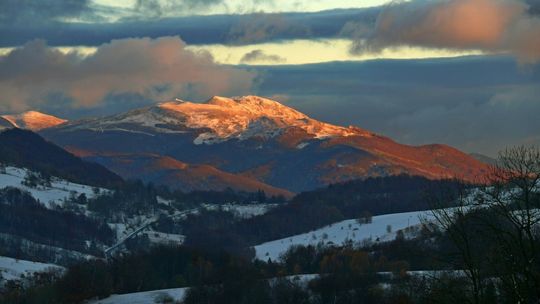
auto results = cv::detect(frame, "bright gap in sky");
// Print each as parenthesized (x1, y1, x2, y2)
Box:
(92, 0, 392, 16)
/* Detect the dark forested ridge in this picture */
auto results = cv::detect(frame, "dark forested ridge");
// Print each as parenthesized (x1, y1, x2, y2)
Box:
(292, 174, 467, 216)
(0, 129, 122, 188)
(184, 175, 467, 250)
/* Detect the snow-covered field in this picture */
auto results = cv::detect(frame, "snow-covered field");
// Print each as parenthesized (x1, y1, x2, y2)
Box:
(254, 210, 435, 261)
(0, 166, 106, 208)
(89, 287, 188, 304)
(202, 203, 278, 218)
(0, 256, 64, 283)
(144, 231, 185, 246)
(90, 274, 319, 304)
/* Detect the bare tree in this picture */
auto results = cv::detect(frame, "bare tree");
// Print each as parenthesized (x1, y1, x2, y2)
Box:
(428, 184, 486, 304)
(480, 146, 540, 302)
(429, 146, 540, 303)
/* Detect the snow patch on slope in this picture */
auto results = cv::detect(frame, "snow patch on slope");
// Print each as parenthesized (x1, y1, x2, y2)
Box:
(0, 256, 64, 283)
(254, 210, 435, 261)
(0, 166, 107, 208)
(90, 287, 188, 304)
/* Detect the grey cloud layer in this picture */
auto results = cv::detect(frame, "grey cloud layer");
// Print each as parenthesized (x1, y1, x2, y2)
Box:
(0, 37, 255, 112)
(133, 0, 225, 18)
(3, 0, 540, 65)
(255, 57, 540, 156)
(131, 0, 281, 17)
(227, 13, 311, 44)
(352, 0, 540, 63)
(0, 0, 90, 24)
(0, 9, 378, 47)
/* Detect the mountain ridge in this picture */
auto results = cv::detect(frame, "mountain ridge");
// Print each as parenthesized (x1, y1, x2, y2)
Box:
(0, 128, 122, 188)
(40, 95, 490, 192)
(56, 95, 372, 145)
(75, 152, 293, 197)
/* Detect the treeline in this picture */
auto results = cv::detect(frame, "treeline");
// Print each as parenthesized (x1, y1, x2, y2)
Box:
(170, 188, 287, 205)
(183, 239, 448, 304)
(292, 174, 467, 215)
(87, 180, 162, 217)
(1, 246, 267, 303)
(0, 187, 113, 255)
(0, 236, 435, 304)
(87, 180, 286, 218)
(183, 201, 343, 254)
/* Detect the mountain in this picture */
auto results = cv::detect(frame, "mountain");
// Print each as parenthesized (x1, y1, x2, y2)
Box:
(51, 95, 366, 144)
(80, 153, 293, 197)
(41, 96, 490, 192)
(0, 128, 122, 188)
(1, 111, 67, 131)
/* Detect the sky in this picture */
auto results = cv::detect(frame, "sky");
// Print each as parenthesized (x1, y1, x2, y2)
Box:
(0, 0, 539, 156)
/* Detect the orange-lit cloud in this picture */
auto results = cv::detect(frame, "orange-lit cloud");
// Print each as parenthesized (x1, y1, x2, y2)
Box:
(352, 0, 540, 63)
(0, 37, 255, 112)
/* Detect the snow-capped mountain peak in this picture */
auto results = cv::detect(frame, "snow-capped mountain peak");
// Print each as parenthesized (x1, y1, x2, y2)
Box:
(64, 95, 373, 145)
(156, 95, 371, 144)
(159, 95, 309, 122)
(1, 111, 67, 131)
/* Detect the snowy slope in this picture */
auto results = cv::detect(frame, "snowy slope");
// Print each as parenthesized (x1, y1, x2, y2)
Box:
(160, 96, 368, 144)
(0, 166, 107, 208)
(0, 256, 64, 283)
(254, 210, 436, 261)
(64, 95, 372, 145)
(90, 287, 188, 304)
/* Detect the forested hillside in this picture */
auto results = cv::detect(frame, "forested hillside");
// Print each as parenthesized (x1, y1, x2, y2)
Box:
(0, 129, 122, 188)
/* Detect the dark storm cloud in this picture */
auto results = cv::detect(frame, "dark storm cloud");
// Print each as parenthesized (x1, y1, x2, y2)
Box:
(240, 49, 286, 63)
(0, 8, 379, 47)
(227, 13, 311, 44)
(133, 0, 225, 18)
(0, 0, 91, 24)
(253, 57, 540, 156)
(0, 37, 256, 112)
